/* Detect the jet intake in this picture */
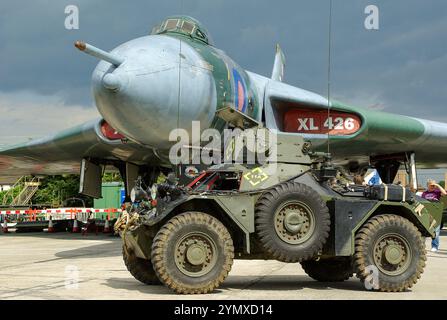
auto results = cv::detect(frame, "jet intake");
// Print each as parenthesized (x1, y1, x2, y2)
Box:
(100, 120, 125, 140)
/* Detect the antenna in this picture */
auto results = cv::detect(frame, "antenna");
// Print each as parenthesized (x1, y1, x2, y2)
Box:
(177, 0, 183, 131)
(175, 0, 184, 178)
(326, 0, 333, 155)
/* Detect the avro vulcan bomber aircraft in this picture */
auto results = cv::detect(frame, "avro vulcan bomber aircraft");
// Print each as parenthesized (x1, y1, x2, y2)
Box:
(1, 16, 447, 197)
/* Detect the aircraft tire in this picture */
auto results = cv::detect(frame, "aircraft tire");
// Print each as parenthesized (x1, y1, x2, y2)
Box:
(151, 212, 234, 294)
(122, 245, 160, 285)
(354, 214, 426, 292)
(255, 182, 330, 263)
(301, 257, 353, 282)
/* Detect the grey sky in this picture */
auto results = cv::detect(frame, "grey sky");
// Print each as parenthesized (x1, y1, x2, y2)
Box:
(0, 0, 446, 144)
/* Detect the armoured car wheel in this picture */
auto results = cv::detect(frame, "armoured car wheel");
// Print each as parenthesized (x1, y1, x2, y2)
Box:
(301, 257, 353, 282)
(354, 214, 426, 292)
(122, 246, 160, 285)
(255, 182, 330, 262)
(151, 212, 234, 294)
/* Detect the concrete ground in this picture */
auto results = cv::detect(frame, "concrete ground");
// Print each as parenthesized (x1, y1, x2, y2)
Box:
(1, 231, 446, 300)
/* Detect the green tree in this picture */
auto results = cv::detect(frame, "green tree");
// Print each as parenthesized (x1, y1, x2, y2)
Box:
(102, 172, 122, 183)
(32, 175, 93, 207)
(2, 173, 122, 208)
(0, 186, 21, 205)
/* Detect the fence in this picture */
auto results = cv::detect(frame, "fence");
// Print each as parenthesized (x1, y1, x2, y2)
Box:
(0, 208, 122, 223)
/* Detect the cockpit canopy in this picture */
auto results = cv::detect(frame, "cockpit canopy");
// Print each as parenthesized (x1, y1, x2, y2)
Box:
(150, 16, 213, 46)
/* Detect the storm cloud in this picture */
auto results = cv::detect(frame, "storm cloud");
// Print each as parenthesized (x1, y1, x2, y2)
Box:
(0, 0, 446, 144)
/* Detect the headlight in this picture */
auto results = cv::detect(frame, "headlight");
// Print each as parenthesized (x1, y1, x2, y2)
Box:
(130, 187, 136, 202)
(130, 186, 148, 202)
(150, 184, 158, 200)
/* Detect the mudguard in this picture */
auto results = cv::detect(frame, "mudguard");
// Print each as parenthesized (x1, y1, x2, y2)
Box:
(322, 197, 442, 256)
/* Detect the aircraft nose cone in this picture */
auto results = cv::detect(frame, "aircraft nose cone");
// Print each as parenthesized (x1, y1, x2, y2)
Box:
(92, 35, 217, 151)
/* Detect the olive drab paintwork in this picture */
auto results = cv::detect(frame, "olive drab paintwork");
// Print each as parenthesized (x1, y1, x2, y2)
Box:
(120, 129, 441, 259)
(116, 137, 441, 293)
(116, 127, 441, 294)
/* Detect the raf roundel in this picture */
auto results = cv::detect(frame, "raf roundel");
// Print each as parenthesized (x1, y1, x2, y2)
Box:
(232, 68, 247, 113)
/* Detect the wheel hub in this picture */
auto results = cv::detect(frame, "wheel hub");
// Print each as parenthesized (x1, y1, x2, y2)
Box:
(274, 201, 315, 245)
(174, 232, 218, 277)
(186, 244, 206, 266)
(373, 234, 412, 276)
(284, 211, 304, 234)
(384, 244, 404, 265)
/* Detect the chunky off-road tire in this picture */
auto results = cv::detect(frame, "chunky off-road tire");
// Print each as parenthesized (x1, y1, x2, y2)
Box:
(354, 214, 426, 292)
(151, 212, 234, 294)
(255, 182, 330, 262)
(122, 246, 160, 285)
(301, 258, 353, 282)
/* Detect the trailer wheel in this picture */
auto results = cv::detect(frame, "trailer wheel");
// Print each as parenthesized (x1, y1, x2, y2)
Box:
(255, 182, 330, 262)
(354, 214, 426, 292)
(301, 257, 353, 282)
(151, 212, 234, 294)
(122, 246, 160, 285)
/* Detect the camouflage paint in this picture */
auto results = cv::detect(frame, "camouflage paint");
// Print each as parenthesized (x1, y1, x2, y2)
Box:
(165, 29, 259, 129)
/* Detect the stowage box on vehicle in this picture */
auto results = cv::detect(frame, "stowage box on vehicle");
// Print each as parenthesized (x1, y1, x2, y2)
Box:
(365, 184, 413, 202)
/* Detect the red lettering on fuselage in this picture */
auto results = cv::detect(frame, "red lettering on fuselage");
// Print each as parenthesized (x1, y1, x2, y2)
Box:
(284, 109, 362, 135)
